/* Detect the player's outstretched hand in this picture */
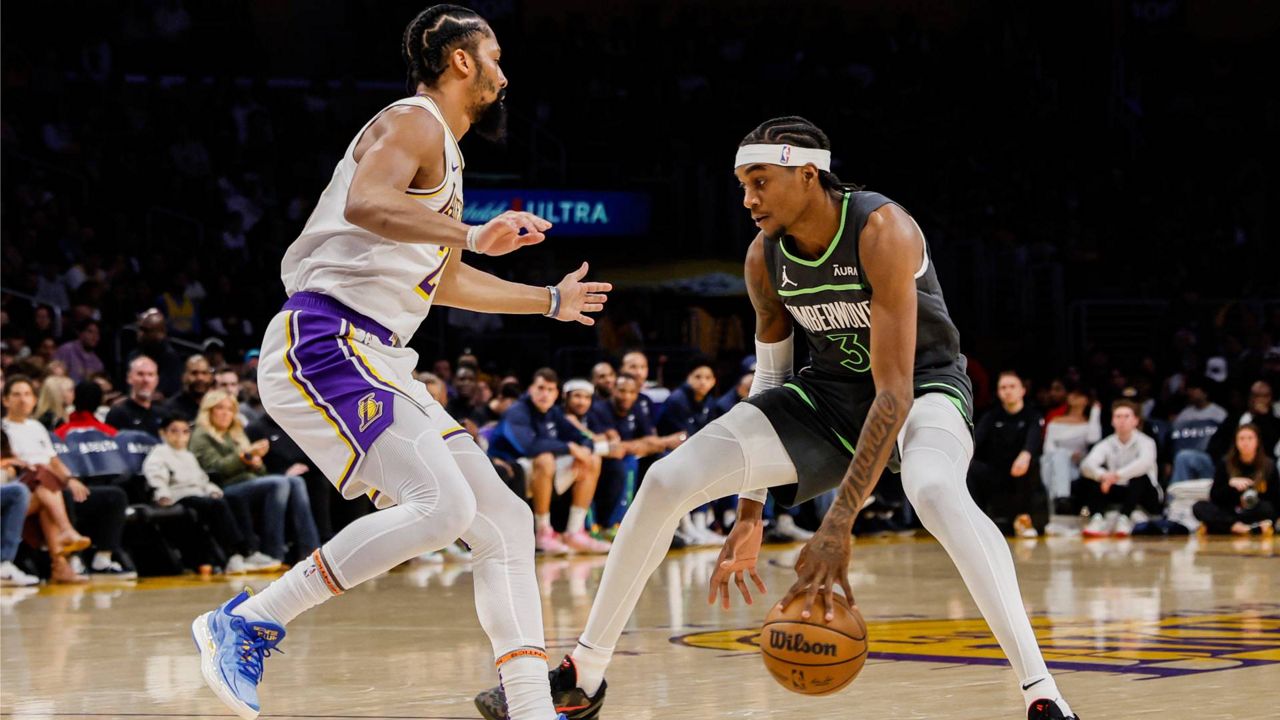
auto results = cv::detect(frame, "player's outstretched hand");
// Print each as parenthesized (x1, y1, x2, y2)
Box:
(709, 517, 766, 609)
(777, 521, 854, 623)
(474, 211, 552, 255)
(554, 261, 611, 326)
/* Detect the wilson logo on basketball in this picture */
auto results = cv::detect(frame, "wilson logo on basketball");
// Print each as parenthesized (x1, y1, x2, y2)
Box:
(769, 630, 838, 657)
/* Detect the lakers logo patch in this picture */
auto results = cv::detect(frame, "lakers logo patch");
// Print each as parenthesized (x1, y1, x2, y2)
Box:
(357, 392, 384, 432)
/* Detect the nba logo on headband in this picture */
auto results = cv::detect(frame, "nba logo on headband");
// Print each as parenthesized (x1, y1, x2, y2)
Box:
(780, 145, 791, 164)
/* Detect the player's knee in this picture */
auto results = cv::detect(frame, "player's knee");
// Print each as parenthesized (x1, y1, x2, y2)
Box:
(901, 457, 964, 515)
(635, 456, 683, 506)
(401, 478, 476, 551)
(470, 490, 535, 559)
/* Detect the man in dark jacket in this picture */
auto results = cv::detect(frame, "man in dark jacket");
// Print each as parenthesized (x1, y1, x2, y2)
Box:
(968, 371, 1044, 537)
(489, 368, 608, 555)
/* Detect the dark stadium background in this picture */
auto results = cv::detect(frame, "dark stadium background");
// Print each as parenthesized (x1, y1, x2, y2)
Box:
(3, 0, 1277, 406)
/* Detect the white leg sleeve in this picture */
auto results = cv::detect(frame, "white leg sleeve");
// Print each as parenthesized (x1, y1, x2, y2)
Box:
(578, 402, 795, 654)
(448, 435, 556, 720)
(238, 396, 477, 624)
(899, 394, 1050, 683)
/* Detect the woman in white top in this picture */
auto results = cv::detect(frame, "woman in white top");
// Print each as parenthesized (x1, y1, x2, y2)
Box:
(1040, 387, 1101, 514)
(2, 375, 91, 583)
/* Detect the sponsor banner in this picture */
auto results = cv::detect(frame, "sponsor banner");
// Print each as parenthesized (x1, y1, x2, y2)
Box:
(462, 189, 651, 237)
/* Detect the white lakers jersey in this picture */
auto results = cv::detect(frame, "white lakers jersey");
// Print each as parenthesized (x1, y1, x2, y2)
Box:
(281, 95, 465, 344)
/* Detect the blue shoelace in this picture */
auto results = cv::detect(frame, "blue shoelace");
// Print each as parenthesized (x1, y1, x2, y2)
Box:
(231, 617, 283, 683)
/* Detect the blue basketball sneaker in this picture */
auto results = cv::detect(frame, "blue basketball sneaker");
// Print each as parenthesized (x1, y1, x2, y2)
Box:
(192, 590, 285, 720)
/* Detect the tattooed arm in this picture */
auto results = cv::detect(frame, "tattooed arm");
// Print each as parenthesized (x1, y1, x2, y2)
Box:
(778, 203, 922, 621)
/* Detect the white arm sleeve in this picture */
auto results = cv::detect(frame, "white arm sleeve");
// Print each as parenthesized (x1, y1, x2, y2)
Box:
(740, 334, 795, 505)
(748, 333, 794, 397)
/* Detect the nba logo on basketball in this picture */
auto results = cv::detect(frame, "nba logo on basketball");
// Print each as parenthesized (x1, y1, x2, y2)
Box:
(780, 144, 792, 163)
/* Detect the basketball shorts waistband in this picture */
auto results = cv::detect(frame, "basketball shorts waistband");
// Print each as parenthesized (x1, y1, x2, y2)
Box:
(283, 291, 401, 347)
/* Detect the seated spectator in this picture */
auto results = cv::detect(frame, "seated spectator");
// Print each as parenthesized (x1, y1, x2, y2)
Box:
(591, 361, 618, 400)
(128, 308, 186, 398)
(213, 366, 256, 426)
(53, 381, 119, 439)
(485, 379, 522, 428)
(1078, 400, 1162, 537)
(562, 379, 597, 429)
(191, 389, 319, 564)
(586, 373, 684, 536)
(143, 415, 280, 572)
(52, 319, 104, 382)
(1208, 380, 1280, 462)
(164, 354, 213, 422)
(105, 356, 164, 436)
(1040, 387, 1101, 520)
(968, 371, 1044, 538)
(658, 360, 718, 437)
(1040, 378, 1069, 428)
(489, 368, 610, 554)
(0, 477, 39, 586)
(35, 375, 74, 430)
(659, 360, 725, 545)
(714, 371, 753, 418)
(246, 411, 341, 545)
(447, 365, 491, 432)
(1169, 376, 1228, 483)
(1192, 424, 1278, 536)
(89, 371, 121, 412)
(4, 376, 131, 581)
(419, 371, 449, 406)
(622, 349, 670, 404)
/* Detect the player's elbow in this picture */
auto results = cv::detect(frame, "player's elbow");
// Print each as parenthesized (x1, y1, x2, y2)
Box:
(877, 386, 914, 415)
(343, 193, 378, 229)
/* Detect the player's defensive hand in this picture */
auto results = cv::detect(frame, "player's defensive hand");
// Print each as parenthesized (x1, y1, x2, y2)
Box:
(474, 211, 552, 255)
(555, 262, 611, 326)
(709, 518, 766, 609)
(779, 521, 854, 623)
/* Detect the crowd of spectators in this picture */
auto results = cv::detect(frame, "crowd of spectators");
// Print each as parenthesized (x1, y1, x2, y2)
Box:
(965, 351, 1280, 540)
(3, 2, 1279, 583)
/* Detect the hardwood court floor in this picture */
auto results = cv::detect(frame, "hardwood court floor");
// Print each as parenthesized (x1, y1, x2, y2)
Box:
(2, 534, 1277, 720)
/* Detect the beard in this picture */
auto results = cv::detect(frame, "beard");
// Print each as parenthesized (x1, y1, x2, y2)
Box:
(471, 81, 508, 144)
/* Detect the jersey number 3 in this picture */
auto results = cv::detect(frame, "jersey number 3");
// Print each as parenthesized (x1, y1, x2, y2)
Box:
(827, 333, 871, 374)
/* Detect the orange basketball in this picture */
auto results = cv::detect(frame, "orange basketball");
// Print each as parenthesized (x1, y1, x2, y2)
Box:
(760, 593, 868, 696)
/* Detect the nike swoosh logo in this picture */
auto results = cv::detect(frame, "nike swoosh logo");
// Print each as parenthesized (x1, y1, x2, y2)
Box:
(1021, 678, 1045, 691)
(451, 164, 459, 172)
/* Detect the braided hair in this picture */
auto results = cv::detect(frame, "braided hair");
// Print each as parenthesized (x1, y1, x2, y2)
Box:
(402, 4, 491, 89)
(739, 116, 862, 196)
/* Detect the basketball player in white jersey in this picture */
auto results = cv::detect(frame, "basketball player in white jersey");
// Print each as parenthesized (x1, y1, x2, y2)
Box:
(191, 7, 606, 720)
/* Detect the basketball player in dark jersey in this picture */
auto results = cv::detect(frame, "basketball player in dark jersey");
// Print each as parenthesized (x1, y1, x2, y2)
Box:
(476, 117, 1078, 720)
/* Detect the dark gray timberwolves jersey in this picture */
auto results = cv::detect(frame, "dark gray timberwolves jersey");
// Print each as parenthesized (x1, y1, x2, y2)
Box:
(753, 191, 973, 471)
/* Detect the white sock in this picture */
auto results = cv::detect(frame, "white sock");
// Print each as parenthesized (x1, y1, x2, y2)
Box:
(237, 550, 341, 626)
(535, 513, 551, 532)
(497, 653, 557, 720)
(570, 640, 612, 697)
(566, 506, 588, 535)
(1021, 674, 1069, 713)
(92, 551, 112, 570)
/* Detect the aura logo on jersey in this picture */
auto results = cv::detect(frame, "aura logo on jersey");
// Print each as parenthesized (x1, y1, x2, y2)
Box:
(768, 630, 838, 657)
(671, 605, 1280, 679)
(463, 190, 651, 237)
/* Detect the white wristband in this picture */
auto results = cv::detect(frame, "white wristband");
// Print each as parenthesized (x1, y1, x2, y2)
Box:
(466, 225, 483, 254)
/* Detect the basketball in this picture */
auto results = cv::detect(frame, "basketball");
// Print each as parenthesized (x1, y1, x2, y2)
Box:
(760, 593, 868, 696)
